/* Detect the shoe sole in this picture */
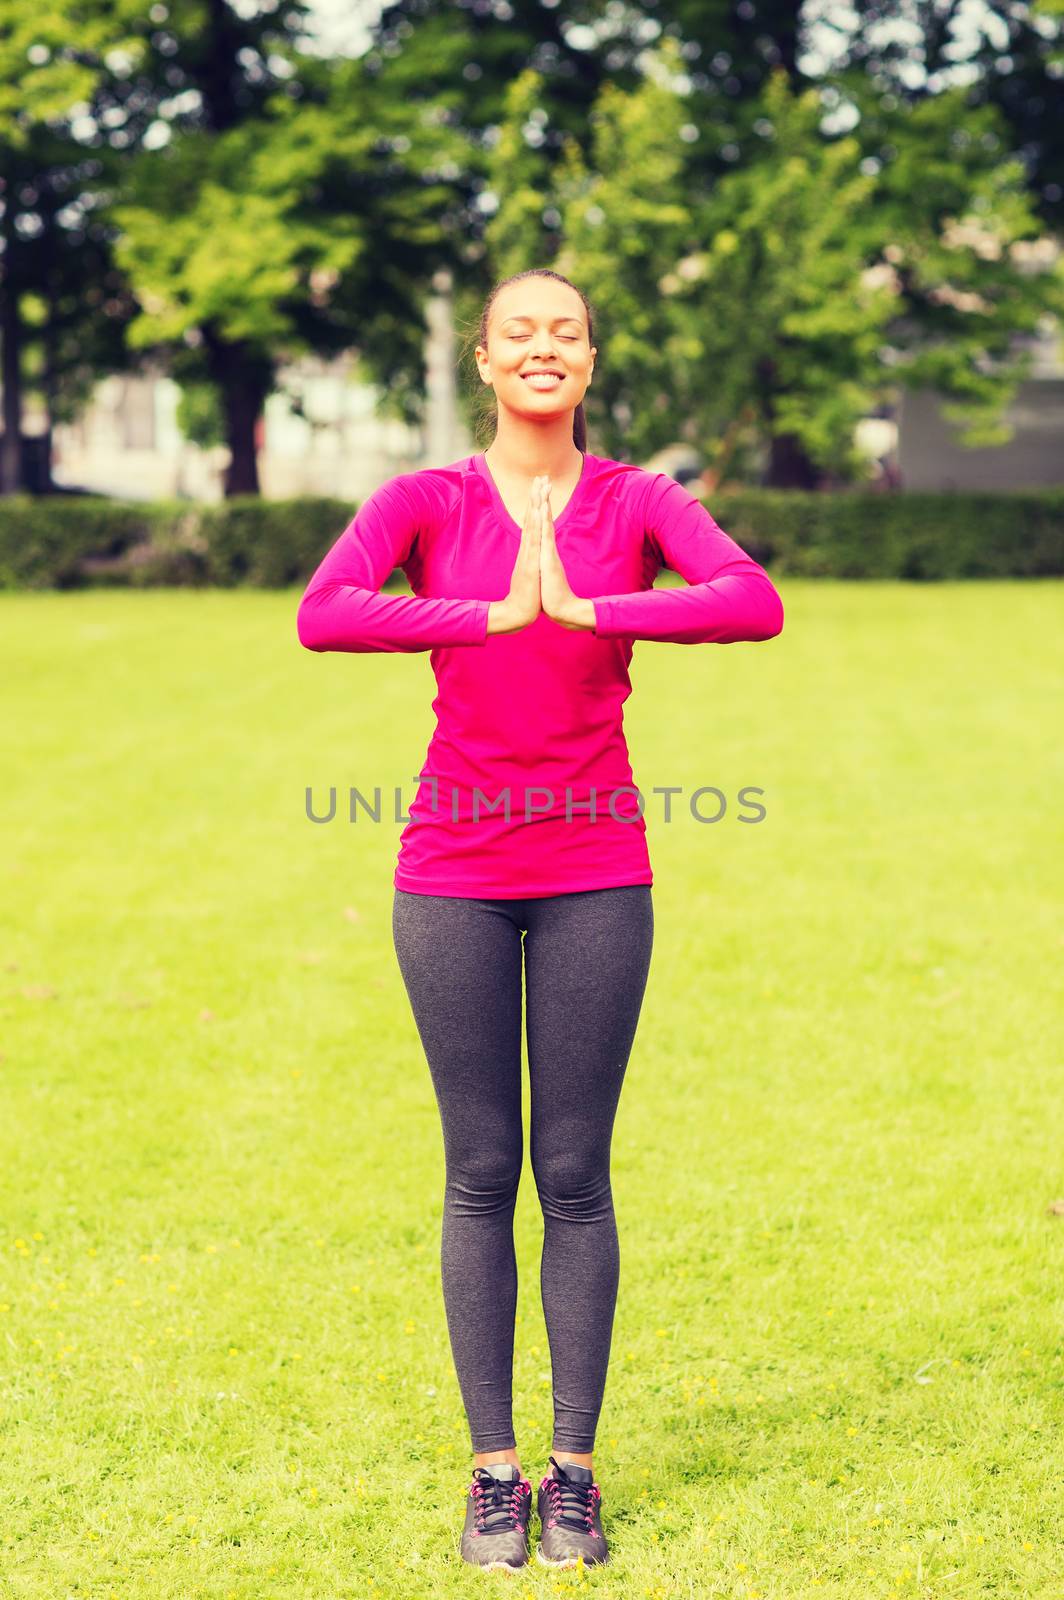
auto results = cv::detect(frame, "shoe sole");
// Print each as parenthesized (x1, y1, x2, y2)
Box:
(535, 1544, 608, 1569)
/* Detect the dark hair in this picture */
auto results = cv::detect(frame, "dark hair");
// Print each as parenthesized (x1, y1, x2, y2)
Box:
(465, 268, 595, 453)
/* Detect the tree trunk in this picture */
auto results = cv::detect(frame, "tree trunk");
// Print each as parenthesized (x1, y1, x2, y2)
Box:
(0, 208, 25, 496)
(765, 429, 821, 489)
(755, 352, 822, 489)
(203, 324, 273, 497)
(38, 275, 58, 494)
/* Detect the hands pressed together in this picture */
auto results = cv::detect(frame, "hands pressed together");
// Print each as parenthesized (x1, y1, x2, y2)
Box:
(487, 475, 598, 637)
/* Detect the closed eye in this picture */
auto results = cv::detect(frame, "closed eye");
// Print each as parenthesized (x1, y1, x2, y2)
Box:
(509, 334, 580, 341)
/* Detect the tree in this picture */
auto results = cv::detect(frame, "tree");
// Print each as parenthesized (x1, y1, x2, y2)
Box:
(681, 69, 1058, 484)
(109, 6, 482, 495)
(834, 0, 1064, 231)
(486, 47, 1060, 484)
(0, 0, 145, 495)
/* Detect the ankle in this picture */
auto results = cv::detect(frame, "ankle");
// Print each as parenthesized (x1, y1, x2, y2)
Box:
(472, 1448, 522, 1473)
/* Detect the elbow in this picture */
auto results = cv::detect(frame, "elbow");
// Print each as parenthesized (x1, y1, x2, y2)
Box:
(296, 596, 325, 652)
(761, 583, 784, 640)
(730, 573, 783, 642)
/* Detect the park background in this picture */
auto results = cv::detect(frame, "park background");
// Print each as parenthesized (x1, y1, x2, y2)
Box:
(2, 1, 1063, 1597)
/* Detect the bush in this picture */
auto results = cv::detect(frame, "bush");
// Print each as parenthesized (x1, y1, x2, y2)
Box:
(0, 497, 157, 589)
(0, 496, 352, 590)
(199, 497, 353, 587)
(0, 487, 1061, 589)
(710, 488, 1064, 579)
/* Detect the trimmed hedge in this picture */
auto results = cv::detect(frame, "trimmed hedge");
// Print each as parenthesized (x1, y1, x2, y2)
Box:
(0, 495, 353, 590)
(712, 488, 1064, 580)
(0, 488, 1061, 588)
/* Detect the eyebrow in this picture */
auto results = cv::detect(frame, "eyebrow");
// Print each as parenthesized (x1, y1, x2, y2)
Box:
(499, 314, 584, 327)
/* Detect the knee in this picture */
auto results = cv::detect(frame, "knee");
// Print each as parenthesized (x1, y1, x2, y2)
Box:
(445, 1142, 523, 1217)
(531, 1147, 613, 1224)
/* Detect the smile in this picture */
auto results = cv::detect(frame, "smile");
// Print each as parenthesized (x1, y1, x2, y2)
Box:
(521, 372, 565, 387)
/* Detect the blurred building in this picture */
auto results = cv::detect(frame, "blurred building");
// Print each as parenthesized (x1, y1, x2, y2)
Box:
(896, 317, 1064, 490)
(51, 350, 475, 504)
(51, 269, 474, 503)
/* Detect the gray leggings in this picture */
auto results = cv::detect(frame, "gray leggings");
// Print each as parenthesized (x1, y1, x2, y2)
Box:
(391, 885, 654, 1454)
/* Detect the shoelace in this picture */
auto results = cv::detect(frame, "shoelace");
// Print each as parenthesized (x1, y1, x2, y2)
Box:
(543, 1455, 599, 1533)
(471, 1468, 529, 1535)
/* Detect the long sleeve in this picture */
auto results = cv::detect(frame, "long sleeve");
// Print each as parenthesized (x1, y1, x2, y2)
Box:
(591, 473, 784, 645)
(296, 475, 489, 653)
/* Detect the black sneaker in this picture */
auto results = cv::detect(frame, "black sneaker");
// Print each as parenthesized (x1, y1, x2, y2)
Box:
(460, 1462, 532, 1571)
(536, 1455, 609, 1567)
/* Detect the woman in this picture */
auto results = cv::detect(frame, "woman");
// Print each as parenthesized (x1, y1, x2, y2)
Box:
(296, 268, 784, 1571)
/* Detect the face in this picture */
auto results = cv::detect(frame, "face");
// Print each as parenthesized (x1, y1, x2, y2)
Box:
(475, 278, 596, 420)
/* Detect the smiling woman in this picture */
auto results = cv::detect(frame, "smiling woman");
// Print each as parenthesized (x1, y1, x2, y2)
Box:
(295, 264, 784, 1576)
(473, 272, 596, 468)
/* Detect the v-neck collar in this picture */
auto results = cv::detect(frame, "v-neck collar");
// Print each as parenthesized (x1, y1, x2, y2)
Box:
(472, 450, 596, 534)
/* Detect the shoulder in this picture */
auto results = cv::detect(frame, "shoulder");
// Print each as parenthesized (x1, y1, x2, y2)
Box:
(585, 455, 691, 517)
(360, 457, 472, 525)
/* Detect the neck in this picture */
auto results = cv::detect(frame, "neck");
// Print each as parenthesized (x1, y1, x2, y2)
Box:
(484, 413, 583, 481)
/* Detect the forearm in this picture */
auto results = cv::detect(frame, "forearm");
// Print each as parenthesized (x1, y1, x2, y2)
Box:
(297, 586, 489, 652)
(591, 568, 784, 644)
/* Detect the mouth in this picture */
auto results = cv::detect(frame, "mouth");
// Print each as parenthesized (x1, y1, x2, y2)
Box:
(521, 371, 565, 387)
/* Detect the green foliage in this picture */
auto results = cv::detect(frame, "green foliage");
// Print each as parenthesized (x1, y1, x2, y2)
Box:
(1, 490, 1061, 590)
(0, 0, 146, 140)
(176, 383, 225, 452)
(482, 71, 559, 278)
(481, 43, 1062, 484)
(552, 49, 695, 461)
(0, 497, 349, 589)
(709, 488, 1064, 579)
(0, 497, 154, 588)
(199, 498, 355, 588)
(5, 3, 1064, 497)
(109, 116, 361, 352)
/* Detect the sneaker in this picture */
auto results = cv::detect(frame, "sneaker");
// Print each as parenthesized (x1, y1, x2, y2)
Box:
(460, 1462, 533, 1571)
(536, 1455, 609, 1567)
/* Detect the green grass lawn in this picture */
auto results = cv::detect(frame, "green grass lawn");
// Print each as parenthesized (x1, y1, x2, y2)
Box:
(1, 580, 1062, 1600)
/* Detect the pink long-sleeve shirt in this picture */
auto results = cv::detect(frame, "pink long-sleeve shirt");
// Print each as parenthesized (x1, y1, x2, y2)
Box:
(296, 450, 784, 898)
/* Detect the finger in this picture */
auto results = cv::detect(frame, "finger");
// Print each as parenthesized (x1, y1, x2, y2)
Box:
(524, 480, 548, 565)
(525, 484, 545, 561)
(521, 478, 542, 539)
